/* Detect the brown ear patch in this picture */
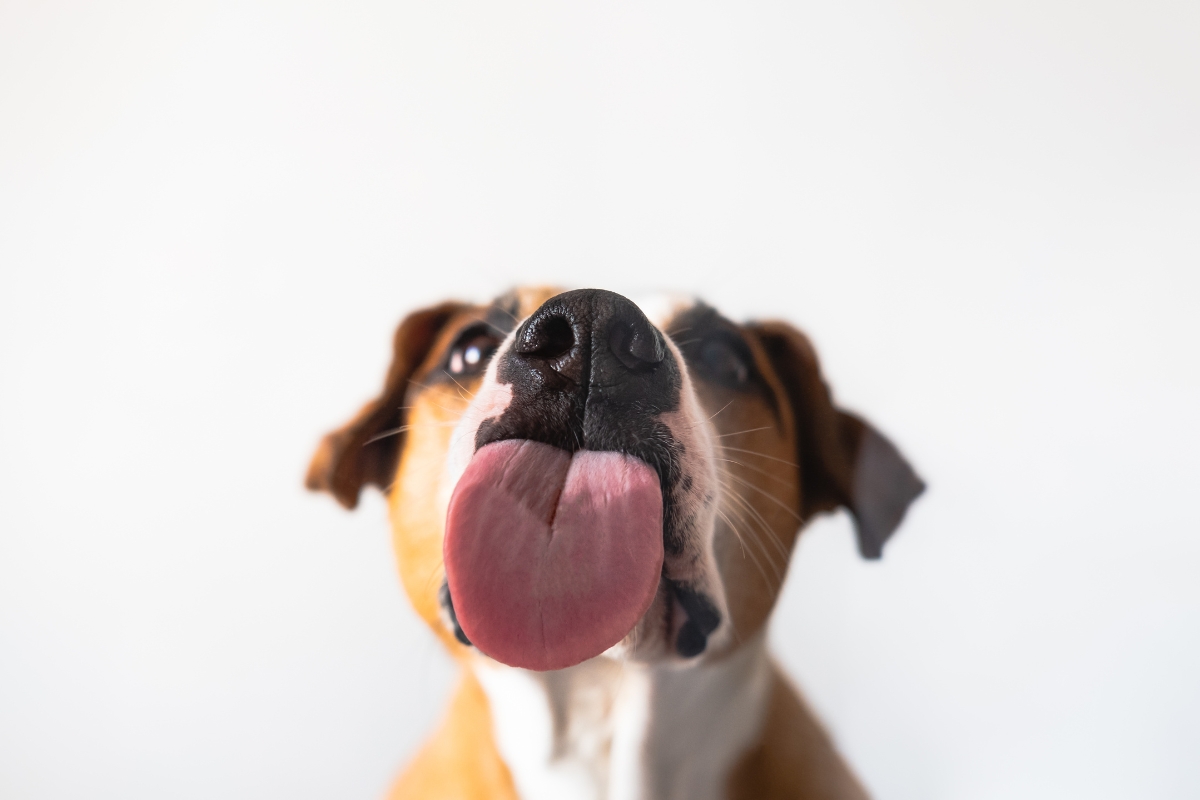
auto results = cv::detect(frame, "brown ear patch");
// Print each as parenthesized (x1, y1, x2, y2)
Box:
(306, 301, 468, 509)
(747, 321, 924, 558)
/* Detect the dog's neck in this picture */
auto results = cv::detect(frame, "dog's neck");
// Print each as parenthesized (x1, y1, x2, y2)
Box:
(473, 632, 772, 800)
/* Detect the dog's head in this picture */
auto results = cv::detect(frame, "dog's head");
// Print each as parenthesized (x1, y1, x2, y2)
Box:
(308, 288, 923, 671)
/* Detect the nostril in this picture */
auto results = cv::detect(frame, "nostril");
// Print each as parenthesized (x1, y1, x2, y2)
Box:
(609, 322, 665, 370)
(515, 314, 575, 359)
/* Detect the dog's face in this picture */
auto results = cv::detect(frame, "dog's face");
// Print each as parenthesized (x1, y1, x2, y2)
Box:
(308, 288, 922, 671)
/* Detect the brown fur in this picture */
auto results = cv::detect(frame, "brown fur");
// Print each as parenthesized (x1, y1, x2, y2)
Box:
(306, 301, 469, 510)
(726, 669, 870, 800)
(386, 671, 519, 800)
(749, 322, 871, 526)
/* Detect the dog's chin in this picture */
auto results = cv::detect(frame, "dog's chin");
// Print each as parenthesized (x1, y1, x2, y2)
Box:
(601, 580, 674, 664)
(603, 577, 727, 667)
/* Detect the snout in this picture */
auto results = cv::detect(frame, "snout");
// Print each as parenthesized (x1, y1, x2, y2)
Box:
(442, 289, 728, 669)
(475, 289, 684, 465)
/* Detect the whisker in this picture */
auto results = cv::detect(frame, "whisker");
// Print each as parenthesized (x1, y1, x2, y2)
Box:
(723, 471, 803, 522)
(716, 468, 789, 566)
(719, 501, 786, 589)
(714, 456, 794, 490)
(404, 378, 477, 408)
(719, 445, 800, 469)
(717, 475, 793, 564)
(483, 319, 513, 337)
(491, 304, 520, 323)
(363, 421, 456, 446)
(407, 376, 473, 398)
(442, 370, 475, 402)
(398, 398, 466, 416)
(714, 506, 779, 591)
(716, 470, 792, 559)
(423, 558, 448, 601)
(405, 377, 437, 392)
(365, 426, 408, 446)
(688, 400, 735, 429)
(712, 426, 774, 439)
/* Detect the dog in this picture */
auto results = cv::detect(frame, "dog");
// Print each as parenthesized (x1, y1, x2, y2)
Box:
(306, 287, 924, 800)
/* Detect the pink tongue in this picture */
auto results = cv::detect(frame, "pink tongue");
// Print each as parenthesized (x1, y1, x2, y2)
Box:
(444, 439, 664, 671)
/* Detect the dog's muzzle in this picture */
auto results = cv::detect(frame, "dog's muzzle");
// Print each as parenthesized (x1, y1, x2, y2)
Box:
(441, 289, 722, 669)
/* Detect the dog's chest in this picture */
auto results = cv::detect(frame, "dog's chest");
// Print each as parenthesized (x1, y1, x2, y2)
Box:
(476, 658, 628, 800)
(473, 640, 772, 800)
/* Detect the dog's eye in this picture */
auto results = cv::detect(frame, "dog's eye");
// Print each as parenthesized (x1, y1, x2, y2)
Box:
(447, 329, 500, 376)
(699, 338, 749, 387)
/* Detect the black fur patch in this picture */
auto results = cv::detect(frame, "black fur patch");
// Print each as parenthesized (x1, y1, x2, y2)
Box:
(671, 581, 721, 657)
(439, 581, 471, 647)
(666, 302, 777, 415)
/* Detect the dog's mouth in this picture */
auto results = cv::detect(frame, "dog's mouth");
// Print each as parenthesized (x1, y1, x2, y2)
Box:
(443, 439, 666, 671)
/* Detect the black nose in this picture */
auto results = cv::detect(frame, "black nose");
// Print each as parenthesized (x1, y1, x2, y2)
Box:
(512, 289, 666, 386)
(478, 289, 682, 457)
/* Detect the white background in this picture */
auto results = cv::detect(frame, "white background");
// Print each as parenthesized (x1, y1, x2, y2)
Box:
(2, 1, 1198, 798)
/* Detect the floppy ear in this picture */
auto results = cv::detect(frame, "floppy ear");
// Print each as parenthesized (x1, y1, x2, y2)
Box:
(747, 321, 925, 559)
(306, 301, 468, 510)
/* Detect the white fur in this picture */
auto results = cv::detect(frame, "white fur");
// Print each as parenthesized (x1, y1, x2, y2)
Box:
(476, 636, 772, 800)
(475, 661, 606, 800)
